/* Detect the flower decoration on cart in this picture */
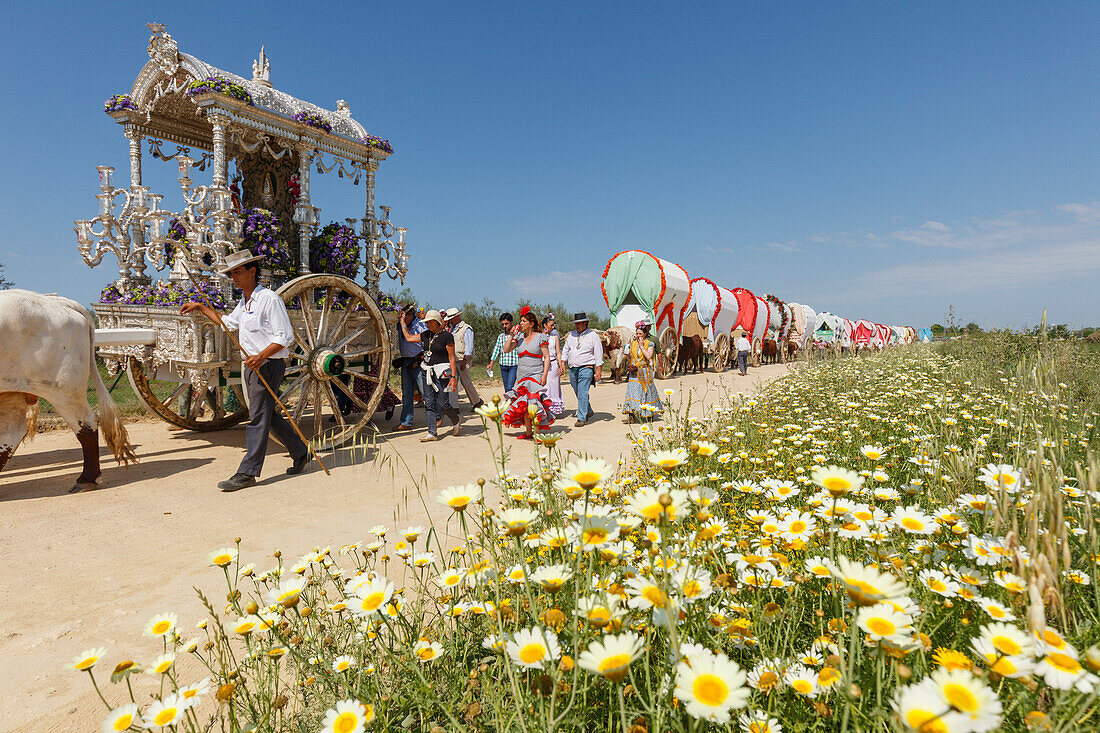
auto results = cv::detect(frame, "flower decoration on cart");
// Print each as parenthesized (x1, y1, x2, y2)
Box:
(308, 223, 360, 279)
(184, 76, 253, 105)
(362, 134, 393, 153)
(99, 279, 231, 310)
(103, 94, 136, 113)
(292, 110, 332, 133)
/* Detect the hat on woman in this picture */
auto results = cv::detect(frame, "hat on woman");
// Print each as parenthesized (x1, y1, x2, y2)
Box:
(219, 249, 264, 274)
(422, 309, 444, 326)
(572, 312, 590, 323)
(635, 319, 652, 330)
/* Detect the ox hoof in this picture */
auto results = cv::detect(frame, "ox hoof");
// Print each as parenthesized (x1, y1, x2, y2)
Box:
(69, 482, 98, 494)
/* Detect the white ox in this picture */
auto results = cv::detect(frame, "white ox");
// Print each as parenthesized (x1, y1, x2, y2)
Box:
(597, 326, 633, 383)
(0, 289, 136, 491)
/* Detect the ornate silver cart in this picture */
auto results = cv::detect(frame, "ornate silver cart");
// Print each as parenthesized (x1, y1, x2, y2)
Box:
(75, 24, 408, 449)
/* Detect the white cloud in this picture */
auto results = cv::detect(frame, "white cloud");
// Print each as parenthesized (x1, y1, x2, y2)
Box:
(507, 269, 601, 296)
(1056, 202, 1100, 222)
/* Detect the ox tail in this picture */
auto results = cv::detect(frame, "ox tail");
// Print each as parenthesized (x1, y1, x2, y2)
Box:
(89, 325, 137, 465)
(23, 399, 39, 446)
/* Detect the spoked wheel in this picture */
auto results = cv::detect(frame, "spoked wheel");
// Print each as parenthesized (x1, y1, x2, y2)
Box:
(655, 327, 679, 379)
(128, 357, 248, 431)
(712, 333, 729, 373)
(277, 274, 393, 451)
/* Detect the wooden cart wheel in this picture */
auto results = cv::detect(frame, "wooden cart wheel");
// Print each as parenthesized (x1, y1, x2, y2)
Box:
(127, 357, 248, 431)
(655, 327, 679, 380)
(276, 274, 392, 451)
(712, 333, 729, 373)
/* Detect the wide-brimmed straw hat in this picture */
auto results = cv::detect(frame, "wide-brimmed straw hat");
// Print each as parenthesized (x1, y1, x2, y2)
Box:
(444, 307, 461, 319)
(422, 309, 444, 326)
(572, 312, 590, 323)
(219, 249, 264, 274)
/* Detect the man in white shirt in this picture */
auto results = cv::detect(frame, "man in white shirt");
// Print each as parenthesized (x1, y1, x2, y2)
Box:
(560, 312, 603, 426)
(734, 329, 752, 376)
(445, 307, 483, 411)
(181, 249, 308, 491)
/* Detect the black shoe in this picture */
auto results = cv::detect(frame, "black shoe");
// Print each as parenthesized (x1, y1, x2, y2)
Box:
(471, 400, 485, 412)
(218, 473, 256, 492)
(286, 453, 310, 476)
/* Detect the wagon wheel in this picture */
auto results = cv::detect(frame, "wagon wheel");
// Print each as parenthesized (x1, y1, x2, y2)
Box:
(712, 333, 729, 373)
(277, 274, 392, 451)
(127, 357, 248, 431)
(655, 327, 679, 380)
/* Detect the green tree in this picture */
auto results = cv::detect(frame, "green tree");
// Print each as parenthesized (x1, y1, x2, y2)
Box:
(0, 260, 12, 290)
(930, 323, 945, 335)
(966, 322, 981, 333)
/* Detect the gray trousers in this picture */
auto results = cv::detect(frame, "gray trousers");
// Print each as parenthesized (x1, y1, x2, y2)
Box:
(450, 360, 482, 408)
(239, 359, 307, 477)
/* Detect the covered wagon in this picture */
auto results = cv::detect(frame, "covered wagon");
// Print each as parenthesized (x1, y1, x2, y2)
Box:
(685, 278, 740, 372)
(602, 250, 692, 378)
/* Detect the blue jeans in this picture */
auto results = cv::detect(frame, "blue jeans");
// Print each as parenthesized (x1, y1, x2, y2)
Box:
(399, 360, 425, 426)
(568, 366, 595, 421)
(423, 380, 458, 436)
(737, 351, 749, 374)
(501, 365, 518, 394)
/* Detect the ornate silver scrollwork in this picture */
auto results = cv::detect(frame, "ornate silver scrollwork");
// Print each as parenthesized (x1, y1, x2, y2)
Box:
(148, 139, 212, 169)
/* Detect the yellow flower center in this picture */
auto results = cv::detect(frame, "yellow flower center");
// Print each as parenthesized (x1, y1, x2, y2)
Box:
(598, 653, 632, 680)
(519, 643, 547, 664)
(448, 496, 471, 507)
(1046, 653, 1081, 673)
(818, 668, 841, 686)
(152, 621, 171, 635)
(334, 711, 359, 733)
(75, 657, 97, 670)
(155, 661, 172, 673)
(987, 606, 1006, 619)
(942, 683, 978, 712)
(154, 708, 178, 726)
(810, 565, 830, 576)
(362, 592, 385, 611)
(792, 679, 813, 693)
(992, 636, 1021, 656)
(789, 521, 807, 533)
(929, 579, 946, 592)
(756, 671, 780, 690)
(417, 647, 436, 660)
(683, 580, 702, 597)
(867, 618, 896, 636)
(1042, 630, 1065, 648)
(692, 673, 729, 706)
(583, 527, 609, 545)
(902, 518, 924, 531)
(905, 709, 947, 733)
(213, 554, 232, 565)
(112, 714, 133, 731)
(822, 477, 851, 492)
(575, 471, 602, 487)
(642, 586, 669, 608)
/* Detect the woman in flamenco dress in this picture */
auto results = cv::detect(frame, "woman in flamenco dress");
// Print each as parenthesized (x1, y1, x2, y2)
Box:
(500, 308, 555, 439)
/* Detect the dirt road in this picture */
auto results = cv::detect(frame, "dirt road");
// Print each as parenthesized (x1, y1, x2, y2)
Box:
(0, 364, 788, 731)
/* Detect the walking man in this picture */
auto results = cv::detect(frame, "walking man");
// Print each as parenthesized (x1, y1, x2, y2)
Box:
(561, 312, 603, 427)
(445, 307, 484, 411)
(735, 329, 752, 376)
(181, 249, 309, 491)
(394, 304, 427, 431)
(488, 312, 519, 395)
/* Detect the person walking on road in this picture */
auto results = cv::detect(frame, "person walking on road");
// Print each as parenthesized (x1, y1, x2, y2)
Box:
(561, 312, 603, 427)
(488, 312, 518, 395)
(622, 320, 663, 423)
(445, 307, 484, 412)
(394, 304, 427, 431)
(180, 249, 309, 491)
(500, 309, 555, 439)
(542, 315, 564, 416)
(735, 329, 752, 376)
(399, 310, 461, 442)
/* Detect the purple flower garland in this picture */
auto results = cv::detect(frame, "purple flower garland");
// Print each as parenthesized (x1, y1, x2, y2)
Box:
(104, 94, 136, 113)
(99, 280, 230, 310)
(293, 110, 332, 133)
(241, 208, 296, 279)
(185, 76, 253, 105)
(362, 135, 393, 153)
(309, 223, 360, 279)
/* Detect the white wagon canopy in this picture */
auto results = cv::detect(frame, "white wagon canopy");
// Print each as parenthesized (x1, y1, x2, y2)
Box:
(601, 250, 692, 378)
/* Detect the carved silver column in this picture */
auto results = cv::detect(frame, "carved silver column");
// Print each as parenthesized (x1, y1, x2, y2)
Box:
(362, 159, 379, 294)
(210, 116, 228, 188)
(293, 145, 317, 273)
(125, 127, 149, 283)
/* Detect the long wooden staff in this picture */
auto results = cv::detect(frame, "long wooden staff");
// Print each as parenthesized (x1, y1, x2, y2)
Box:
(181, 262, 330, 476)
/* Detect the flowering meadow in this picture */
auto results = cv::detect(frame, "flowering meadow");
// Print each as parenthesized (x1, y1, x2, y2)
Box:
(74, 339, 1100, 732)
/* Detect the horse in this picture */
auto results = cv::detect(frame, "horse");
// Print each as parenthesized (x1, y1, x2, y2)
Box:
(678, 335, 704, 374)
(0, 289, 137, 492)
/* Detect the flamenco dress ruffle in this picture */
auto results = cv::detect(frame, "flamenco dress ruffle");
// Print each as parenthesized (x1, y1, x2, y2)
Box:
(501, 378, 556, 431)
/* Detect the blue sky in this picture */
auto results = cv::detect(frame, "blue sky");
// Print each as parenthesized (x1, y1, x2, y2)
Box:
(1, 1, 1097, 328)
